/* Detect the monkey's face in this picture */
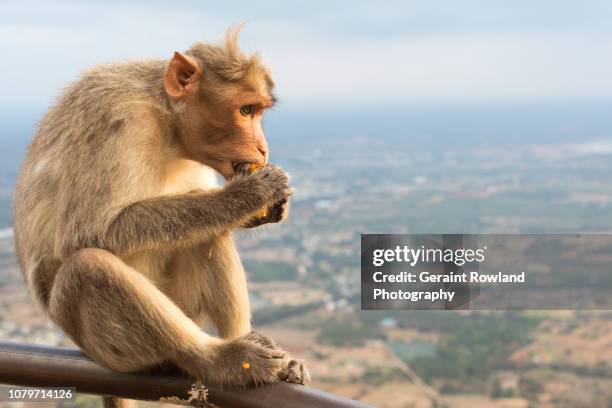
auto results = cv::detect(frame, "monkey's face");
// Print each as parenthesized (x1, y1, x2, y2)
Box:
(178, 85, 272, 180)
(163, 51, 274, 180)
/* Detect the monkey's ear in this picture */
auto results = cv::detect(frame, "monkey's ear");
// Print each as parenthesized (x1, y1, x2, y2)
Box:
(164, 52, 202, 99)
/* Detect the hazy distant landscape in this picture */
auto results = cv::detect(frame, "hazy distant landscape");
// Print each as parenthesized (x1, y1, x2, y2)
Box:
(1, 103, 612, 407)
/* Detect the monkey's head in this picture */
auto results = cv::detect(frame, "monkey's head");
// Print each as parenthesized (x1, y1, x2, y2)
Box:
(163, 29, 275, 180)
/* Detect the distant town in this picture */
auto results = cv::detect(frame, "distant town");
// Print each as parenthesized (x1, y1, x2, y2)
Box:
(1, 127, 611, 407)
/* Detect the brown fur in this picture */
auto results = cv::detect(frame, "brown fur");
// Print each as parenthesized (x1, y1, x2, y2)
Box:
(13, 27, 309, 406)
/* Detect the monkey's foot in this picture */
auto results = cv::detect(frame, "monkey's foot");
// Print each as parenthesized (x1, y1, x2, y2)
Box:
(181, 332, 290, 388)
(244, 331, 310, 385)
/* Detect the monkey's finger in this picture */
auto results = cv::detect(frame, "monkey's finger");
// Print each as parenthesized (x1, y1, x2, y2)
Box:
(274, 198, 288, 206)
(232, 162, 251, 177)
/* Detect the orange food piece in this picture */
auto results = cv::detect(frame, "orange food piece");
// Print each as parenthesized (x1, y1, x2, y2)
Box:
(248, 164, 268, 218)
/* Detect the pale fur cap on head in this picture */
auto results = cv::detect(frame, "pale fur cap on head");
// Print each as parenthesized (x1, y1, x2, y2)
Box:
(186, 25, 275, 90)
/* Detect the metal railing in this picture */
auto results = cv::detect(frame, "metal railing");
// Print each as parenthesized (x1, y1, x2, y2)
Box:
(0, 341, 373, 408)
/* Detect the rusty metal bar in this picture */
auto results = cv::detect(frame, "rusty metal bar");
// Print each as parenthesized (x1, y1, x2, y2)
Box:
(0, 341, 373, 408)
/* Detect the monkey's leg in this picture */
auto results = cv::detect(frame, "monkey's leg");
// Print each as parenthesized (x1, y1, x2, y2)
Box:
(193, 237, 312, 385)
(196, 235, 252, 339)
(48, 248, 288, 387)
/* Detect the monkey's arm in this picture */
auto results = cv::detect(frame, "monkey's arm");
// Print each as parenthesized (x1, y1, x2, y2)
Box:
(98, 166, 289, 256)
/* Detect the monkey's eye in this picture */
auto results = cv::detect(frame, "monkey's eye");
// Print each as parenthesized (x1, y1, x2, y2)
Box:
(239, 105, 253, 116)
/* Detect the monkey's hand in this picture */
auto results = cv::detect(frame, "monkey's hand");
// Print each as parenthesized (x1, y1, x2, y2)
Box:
(243, 197, 291, 228)
(231, 163, 293, 228)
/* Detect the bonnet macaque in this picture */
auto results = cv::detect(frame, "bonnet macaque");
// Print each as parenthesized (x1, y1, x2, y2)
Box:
(13, 28, 309, 407)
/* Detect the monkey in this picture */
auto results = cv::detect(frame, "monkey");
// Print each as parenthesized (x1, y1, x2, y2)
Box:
(12, 27, 310, 407)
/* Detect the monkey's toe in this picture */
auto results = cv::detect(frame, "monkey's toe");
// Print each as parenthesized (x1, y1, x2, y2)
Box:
(279, 359, 310, 385)
(244, 330, 281, 350)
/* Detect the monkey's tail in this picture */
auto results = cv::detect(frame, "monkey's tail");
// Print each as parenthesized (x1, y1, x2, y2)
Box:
(103, 396, 133, 408)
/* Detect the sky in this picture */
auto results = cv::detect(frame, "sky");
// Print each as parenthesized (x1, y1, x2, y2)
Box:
(1, 0, 612, 114)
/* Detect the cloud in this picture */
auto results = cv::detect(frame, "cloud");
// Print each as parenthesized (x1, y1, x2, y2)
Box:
(1, 0, 612, 111)
(267, 33, 612, 106)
